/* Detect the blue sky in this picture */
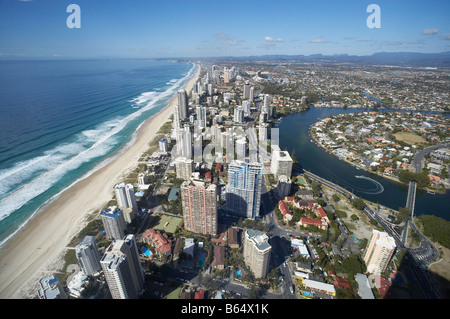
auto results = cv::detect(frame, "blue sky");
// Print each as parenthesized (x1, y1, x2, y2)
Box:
(0, 0, 449, 59)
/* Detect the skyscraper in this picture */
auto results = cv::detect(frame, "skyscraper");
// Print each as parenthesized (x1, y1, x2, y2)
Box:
(243, 229, 271, 278)
(75, 235, 102, 276)
(178, 89, 189, 119)
(234, 106, 244, 124)
(114, 182, 137, 222)
(159, 138, 168, 153)
(363, 230, 396, 274)
(173, 104, 181, 129)
(181, 179, 218, 235)
(271, 145, 293, 179)
(258, 123, 269, 142)
(196, 105, 207, 129)
(243, 81, 251, 99)
(100, 206, 126, 240)
(225, 160, 263, 219)
(100, 234, 145, 299)
(176, 157, 194, 180)
(235, 138, 247, 160)
(175, 124, 192, 159)
(263, 94, 271, 116)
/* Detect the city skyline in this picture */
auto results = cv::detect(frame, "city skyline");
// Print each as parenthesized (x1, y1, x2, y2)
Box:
(0, 0, 449, 59)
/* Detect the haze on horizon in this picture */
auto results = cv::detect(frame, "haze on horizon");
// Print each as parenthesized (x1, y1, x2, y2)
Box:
(0, 0, 449, 60)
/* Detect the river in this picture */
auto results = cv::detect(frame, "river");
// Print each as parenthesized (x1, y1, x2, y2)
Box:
(275, 106, 450, 221)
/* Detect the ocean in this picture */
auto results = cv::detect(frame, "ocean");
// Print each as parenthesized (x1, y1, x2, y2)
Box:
(0, 59, 195, 246)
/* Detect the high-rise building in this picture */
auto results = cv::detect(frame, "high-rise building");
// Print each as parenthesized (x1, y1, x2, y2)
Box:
(271, 145, 293, 179)
(159, 138, 168, 153)
(259, 111, 267, 124)
(207, 83, 213, 96)
(225, 160, 263, 219)
(243, 82, 251, 99)
(173, 105, 180, 129)
(37, 275, 67, 299)
(235, 138, 247, 160)
(249, 86, 254, 102)
(258, 123, 269, 142)
(224, 68, 231, 84)
(175, 124, 192, 159)
(100, 206, 126, 240)
(243, 229, 271, 278)
(363, 230, 396, 274)
(234, 106, 244, 124)
(114, 183, 137, 222)
(75, 236, 102, 276)
(181, 179, 218, 235)
(176, 157, 194, 180)
(242, 100, 251, 115)
(263, 94, 271, 116)
(100, 234, 145, 299)
(196, 105, 207, 129)
(178, 89, 189, 119)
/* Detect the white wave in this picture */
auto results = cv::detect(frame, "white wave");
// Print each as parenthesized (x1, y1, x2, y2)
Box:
(354, 175, 384, 194)
(129, 91, 157, 105)
(0, 63, 197, 224)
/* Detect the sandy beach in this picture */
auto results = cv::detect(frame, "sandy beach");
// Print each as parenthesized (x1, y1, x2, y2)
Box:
(0, 63, 200, 299)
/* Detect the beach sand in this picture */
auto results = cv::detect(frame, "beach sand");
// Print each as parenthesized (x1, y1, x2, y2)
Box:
(0, 63, 200, 299)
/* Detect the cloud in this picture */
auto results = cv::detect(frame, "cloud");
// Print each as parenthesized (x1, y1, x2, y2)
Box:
(216, 32, 243, 46)
(223, 40, 239, 46)
(422, 28, 438, 35)
(216, 32, 231, 39)
(381, 40, 406, 46)
(264, 36, 284, 43)
(343, 37, 354, 40)
(356, 38, 370, 42)
(439, 33, 450, 40)
(309, 39, 326, 43)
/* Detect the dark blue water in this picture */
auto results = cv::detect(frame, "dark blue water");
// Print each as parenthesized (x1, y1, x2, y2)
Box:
(0, 59, 196, 245)
(276, 106, 450, 221)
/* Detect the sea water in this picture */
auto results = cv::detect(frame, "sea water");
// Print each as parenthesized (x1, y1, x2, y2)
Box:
(0, 59, 195, 245)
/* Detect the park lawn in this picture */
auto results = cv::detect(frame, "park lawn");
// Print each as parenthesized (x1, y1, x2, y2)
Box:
(393, 132, 428, 146)
(152, 213, 183, 234)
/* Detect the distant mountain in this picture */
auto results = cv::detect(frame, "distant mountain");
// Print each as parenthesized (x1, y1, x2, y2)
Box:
(198, 51, 450, 68)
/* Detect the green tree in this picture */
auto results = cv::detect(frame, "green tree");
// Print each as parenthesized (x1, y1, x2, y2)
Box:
(351, 198, 366, 210)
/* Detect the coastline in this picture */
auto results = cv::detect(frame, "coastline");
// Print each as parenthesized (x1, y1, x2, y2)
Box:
(0, 63, 200, 299)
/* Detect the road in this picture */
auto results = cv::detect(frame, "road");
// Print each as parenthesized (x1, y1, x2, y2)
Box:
(410, 143, 450, 173)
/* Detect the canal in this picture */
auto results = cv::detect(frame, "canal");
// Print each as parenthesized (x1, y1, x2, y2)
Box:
(275, 106, 450, 221)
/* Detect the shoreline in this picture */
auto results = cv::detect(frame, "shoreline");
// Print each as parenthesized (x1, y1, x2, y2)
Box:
(0, 63, 200, 299)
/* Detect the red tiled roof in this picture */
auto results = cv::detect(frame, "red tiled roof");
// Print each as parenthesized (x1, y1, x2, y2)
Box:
(316, 206, 327, 218)
(278, 200, 292, 216)
(300, 217, 322, 227)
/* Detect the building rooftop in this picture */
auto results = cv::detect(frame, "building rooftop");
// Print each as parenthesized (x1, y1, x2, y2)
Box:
(246, 229, 271, 252)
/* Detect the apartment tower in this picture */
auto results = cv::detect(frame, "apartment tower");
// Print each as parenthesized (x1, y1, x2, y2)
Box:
(225, 160, 263, 219)
(243, 229, 271, 278)
(181, 179, 218, 235)
(75, 235, 102, 276)
(363, 230, 396, 274)
(100, 235, 145, 299)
